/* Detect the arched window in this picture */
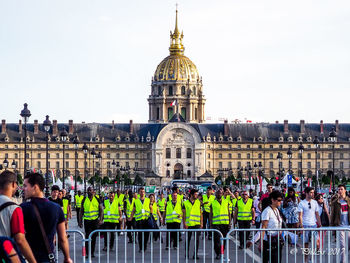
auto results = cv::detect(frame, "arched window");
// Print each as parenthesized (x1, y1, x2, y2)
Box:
(181, 86, 186, 95)
(168, 86, 173, 96)
(187, 170, 191, 178)
(193, 86, 197, 95)
(168, 107, 174, 120)
(158, 86, 162, 96)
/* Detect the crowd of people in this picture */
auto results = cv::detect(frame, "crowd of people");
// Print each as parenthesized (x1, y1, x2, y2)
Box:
(1, 169, 350, 263)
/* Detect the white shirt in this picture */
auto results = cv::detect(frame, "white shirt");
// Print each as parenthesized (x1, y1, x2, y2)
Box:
(298, 199, 318, 226)
(261, 206, 282, 240)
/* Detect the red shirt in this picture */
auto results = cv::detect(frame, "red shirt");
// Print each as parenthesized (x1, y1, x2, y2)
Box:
(261, 192, 270, 201)
(10, 207, 25, 236)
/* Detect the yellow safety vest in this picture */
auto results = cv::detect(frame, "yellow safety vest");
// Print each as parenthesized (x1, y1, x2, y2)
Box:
(157, 198, 166, 212)
(75, 195, 84, 208)
(118, 194, 125, 210)
(83, 197, 100, 220)
(62, 199, 69, 219)
(225, 195, 233, 214)
(212, 199, 230, 225)
(236, 198, 253, 221)
(165, 199, 182, 223)
(168, 194, 183, 202)
(203, 194, 215, 213)
(183, 199, 201, 226)
(125, 198, 135, 218)
(152, 202, 158, 220)
(134, 198, 150, 221)
(104, 198, 120, 223)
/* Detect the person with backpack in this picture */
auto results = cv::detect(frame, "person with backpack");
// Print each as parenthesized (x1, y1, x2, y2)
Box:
(21, 173, 72, 263)
(0, 170, 36, 263)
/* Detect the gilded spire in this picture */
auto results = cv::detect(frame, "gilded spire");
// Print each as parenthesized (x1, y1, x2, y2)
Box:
(169, 7, 184, 55)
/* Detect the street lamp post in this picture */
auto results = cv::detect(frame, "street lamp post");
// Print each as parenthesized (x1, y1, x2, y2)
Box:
(277, 152, 283, 186)
(96, 152, 102, 194)
(43, 115, 52, 197)
(253, 162, 258, 192)
(11, 160, 17, 170)
(313, 136, 320, 192)
(298, 143, 304, 193)
(82, 143, 88, 195)
(112, 159, 116, 192)
(90, 148, 96, 189)
(73, 137, 79, 197)
(287, 147, 292, 174)
(20, 103, 31, 177)
(329, 127, 337, 193)
(60, 129, 68, 189)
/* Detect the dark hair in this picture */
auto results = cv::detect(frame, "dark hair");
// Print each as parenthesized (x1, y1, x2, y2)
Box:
(266, 183, 272, 187)
(24, 173, 45, 191)
(189, 189, 198, 197)
(269, 190, 284, 201)
(0, 170, 17, 190)
(338, 184, 346, 190)
(315, 194, 324, 201)
(51, 185, 60, 191)
(207, 186, 212, 191)
(304, 187, 314, 194)
(139, 187, 144, 191)
(172, 186, 178, 192)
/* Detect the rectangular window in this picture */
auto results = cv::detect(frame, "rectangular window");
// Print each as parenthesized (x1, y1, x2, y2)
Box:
(37, 145, 41, 149)
(56, 162, 60, 168)
(56, 153, 60, 158)
(247, 153, 251, 159)
(307, 153, 311, 159)
(247, 145, 251, 149)
(270, 145, 273, 149)
(126, 162, 129, 168)
(218, 162, 223, 168)
(237, 161, 241, 168)
(208, 162, 211, 168)
(298, 162, 302, 169)
(147, 162, 150, 169)
(328, 153, 332, 159)
(107, 145, 111, 149)
(176, 148, 181, 158)
(307, 162, 311, 169)
(340, 162, 344, 169)
(37, 161, 41, 169)
(66, 161, 69, 168)
(328, 162, 332, 169)
(208, 153, 211, 158)
(269, 162, 273, 169)
(65, 153, 69, 159)
(218, 145, 222, 149)
(107, 162, 111, 169)
(219, 153, 222, 158)
(5, 153, 9, 159)
(228, 162, 232, 168)
(270, 153, 273, 159)
(238, 153, 241, 159)
(15, 153, 18, 159)
(340, 153, 344, 159)
(228, 153, 232, 159)
(116, 153, 120, 159)
(317, 162, 320, 169)
(147, 153, 151, 159)
(186, 148, 191, 159)
(135, 162, 139, 168)
(258, 145, 262, 149)
(48, 162, 50, 168)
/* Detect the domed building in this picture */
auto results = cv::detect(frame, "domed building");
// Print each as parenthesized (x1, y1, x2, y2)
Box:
(148, 10, 206, 123)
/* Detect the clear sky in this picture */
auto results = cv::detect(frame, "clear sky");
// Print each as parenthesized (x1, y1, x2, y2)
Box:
(1, 0, 349, 124)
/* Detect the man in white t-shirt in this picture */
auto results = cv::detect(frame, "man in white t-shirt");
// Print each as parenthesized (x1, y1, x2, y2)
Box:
(298, 187, 321, 262)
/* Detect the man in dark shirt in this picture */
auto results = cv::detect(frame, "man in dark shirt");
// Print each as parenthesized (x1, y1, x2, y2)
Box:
(21, 173, 72, 263)
(48, 185, 63, 207)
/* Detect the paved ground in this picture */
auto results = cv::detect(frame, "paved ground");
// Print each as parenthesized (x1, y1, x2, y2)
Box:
(57, 213, 349, 263)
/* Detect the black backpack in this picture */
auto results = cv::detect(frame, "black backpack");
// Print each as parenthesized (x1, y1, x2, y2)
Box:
(0, 202, 26, 263)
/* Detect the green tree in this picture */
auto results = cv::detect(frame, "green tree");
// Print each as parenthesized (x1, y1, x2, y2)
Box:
(102, 177, 110, 185)
(133, 174, 144, 186)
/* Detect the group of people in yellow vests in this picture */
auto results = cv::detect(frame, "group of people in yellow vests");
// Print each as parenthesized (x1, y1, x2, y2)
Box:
(73, 185, 256, 259)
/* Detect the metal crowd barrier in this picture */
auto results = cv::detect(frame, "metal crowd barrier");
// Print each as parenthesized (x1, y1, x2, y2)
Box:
(225, 227, 350, 263)
(55, 229, 86, 263)
(53, 227, 350, 263)
(87, 229, 224, 263)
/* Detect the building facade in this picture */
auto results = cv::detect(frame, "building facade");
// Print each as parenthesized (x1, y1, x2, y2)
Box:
(0, 11, 349, 186)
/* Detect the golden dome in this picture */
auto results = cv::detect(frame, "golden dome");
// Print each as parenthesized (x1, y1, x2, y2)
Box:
(153, 9, 200, 82)
(154, 55, 199, 82)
